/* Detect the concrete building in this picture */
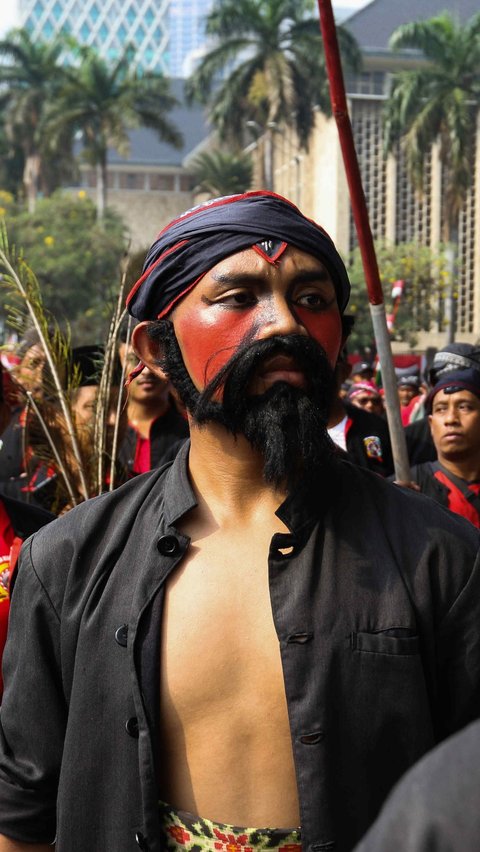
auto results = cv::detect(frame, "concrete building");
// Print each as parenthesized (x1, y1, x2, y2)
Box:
(268, 0, 480, 345)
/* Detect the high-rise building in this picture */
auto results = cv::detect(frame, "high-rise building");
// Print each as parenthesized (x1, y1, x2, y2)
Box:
(168, 0, 215, 77)
(19, 0, 170, 73)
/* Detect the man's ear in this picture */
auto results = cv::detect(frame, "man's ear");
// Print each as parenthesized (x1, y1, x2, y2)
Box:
(131, 321, 168, 380)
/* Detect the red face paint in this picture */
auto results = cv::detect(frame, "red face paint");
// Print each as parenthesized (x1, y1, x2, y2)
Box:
(174, 303, 255, 387)
(294, 305, 342, 367)
(171, 247, 342, 390)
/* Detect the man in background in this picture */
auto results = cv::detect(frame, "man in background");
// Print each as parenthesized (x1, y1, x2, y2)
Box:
(118, 328, 188, 474)
(404, 368, 480, 528)
(328, 344, 392, 476)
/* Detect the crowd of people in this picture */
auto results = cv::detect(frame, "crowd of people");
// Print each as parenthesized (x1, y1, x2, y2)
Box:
(0, 190, 479, 851)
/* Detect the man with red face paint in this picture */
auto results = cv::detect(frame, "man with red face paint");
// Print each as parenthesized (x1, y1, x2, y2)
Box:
(1, 192, 480, 852)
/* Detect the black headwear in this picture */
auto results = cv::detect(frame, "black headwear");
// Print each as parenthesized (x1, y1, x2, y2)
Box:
(126, 191, 350, 320)
(427, 368, 480, 412)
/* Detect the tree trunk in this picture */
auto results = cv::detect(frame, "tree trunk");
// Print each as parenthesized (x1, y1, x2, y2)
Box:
(23, 152, 41, 214)
(96, 156, 107, 222)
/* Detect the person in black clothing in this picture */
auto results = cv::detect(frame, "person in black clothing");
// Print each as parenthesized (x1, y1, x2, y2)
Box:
(328, 344, 393, 477)
(354, 719, 480, 852)
(0, 494, 53, 698)
(400, 367, 480, 528)
(1, 192, 480, 852)
(405, 342, 480, 465)
(118, 332, 188, 475)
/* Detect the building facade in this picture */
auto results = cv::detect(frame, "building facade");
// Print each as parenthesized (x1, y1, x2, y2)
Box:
(168, 0, 215, 77)
(269, 0, 480, 345)
(19, 0, 169, 73)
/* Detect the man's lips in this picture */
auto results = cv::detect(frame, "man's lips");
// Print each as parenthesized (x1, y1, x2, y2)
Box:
(258, 355, 306, 387)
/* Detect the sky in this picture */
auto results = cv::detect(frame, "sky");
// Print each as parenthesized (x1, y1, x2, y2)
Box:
(0, 0, 372, 39)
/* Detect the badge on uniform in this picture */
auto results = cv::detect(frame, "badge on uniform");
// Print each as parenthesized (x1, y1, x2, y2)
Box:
(363, 435, 383, 461)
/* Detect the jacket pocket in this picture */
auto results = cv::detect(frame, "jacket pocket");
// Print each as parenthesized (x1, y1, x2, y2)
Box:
(351, 630, 419, 656)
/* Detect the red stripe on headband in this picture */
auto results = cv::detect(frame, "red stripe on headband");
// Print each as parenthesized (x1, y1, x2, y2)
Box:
(152, 190, 324, 241)
(156, 271, 207, 319)
(126, 239, 189, 306)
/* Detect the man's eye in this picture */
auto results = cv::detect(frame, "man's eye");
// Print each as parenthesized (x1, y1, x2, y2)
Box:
(221, 291, 256, 307)
(293, 292, 329, 310)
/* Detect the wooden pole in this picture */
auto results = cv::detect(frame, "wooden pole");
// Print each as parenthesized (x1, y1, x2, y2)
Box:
(317, 0, 411, 480)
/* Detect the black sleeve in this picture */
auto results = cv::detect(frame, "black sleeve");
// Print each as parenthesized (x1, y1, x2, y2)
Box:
(0, 536, 66, 843)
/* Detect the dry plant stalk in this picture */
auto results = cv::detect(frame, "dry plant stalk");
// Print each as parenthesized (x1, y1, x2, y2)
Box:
(0, 227, 89, 503)
(93, 254, 130, 494)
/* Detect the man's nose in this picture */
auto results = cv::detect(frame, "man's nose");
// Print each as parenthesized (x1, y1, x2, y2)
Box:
(444, 406, 459, 423)
(255, 294, 307, 340)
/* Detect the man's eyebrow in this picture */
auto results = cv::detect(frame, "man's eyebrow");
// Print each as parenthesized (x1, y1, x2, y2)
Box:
(209, 267, 333, 287)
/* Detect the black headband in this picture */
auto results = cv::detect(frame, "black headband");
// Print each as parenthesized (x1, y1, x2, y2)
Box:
(127, 191, 350, 320)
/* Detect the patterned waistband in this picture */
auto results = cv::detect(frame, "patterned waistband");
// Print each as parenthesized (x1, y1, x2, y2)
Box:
(158, 800, 302, 852)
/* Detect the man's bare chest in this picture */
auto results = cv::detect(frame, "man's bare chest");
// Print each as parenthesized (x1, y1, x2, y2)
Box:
(158, 519, 292, 726)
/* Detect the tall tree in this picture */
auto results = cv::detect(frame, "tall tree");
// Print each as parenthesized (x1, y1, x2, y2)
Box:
(190, 149, 253, 197)
(0, 29, 71, 212)
(186, 0, 361, 159)
(384, 13, 480, 246)
(49, 47, 183, 220)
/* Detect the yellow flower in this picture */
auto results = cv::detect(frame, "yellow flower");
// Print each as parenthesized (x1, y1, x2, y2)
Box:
(0, 207, 6, 217)
(44, 235, 55, 247)
(78, 190, 87, 199)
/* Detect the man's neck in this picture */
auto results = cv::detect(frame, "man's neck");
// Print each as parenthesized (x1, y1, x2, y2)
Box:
(187, 422, 288, 526)
(128, 396, 170, 436)
(438, 453, 480, 484)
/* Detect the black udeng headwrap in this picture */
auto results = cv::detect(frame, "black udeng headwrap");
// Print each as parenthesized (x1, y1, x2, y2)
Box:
(127, 191, 350, 320)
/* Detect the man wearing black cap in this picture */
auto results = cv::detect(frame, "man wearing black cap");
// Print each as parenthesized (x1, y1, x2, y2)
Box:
(405, 369, 480, 527)
(1, 192, 480, 852)
(405, 343, 480, 465)
(350, 361, 375, 384)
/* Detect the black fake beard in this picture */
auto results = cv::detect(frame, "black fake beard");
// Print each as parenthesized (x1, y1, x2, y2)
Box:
(148, 320, 336, 491)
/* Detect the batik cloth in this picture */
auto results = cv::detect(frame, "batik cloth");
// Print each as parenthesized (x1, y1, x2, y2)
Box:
(158, 800, 302, 852)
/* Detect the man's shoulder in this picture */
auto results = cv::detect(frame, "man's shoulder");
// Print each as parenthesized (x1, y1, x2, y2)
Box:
(29, 463, 174, 557)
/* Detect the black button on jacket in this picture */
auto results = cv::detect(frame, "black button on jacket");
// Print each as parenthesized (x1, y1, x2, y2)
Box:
(1, 442, 480, 851)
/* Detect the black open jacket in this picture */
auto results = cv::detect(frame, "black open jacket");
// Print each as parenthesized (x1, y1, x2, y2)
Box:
(1, 444, 479, 852)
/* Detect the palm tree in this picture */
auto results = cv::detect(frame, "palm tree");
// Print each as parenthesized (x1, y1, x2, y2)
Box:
(190, 149, 253, 197)
(385, 12, 480, 240)
(186, 0, 361, 159)
(0, 29, 71, 212)
(384, 12, 480, 336)
(49, 47, 183, 220)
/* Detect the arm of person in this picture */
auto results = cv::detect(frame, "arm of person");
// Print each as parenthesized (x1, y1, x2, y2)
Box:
(0, 536, 65, 845)
(0, 838, 53, 851)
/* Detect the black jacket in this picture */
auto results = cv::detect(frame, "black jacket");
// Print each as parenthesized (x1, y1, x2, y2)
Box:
(404, 418, 436, 466)
(354, 720, 480, 852)
(343, 403, 393, 477)
(1, 444, 479, 851)
(0, 493, 54, 542)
